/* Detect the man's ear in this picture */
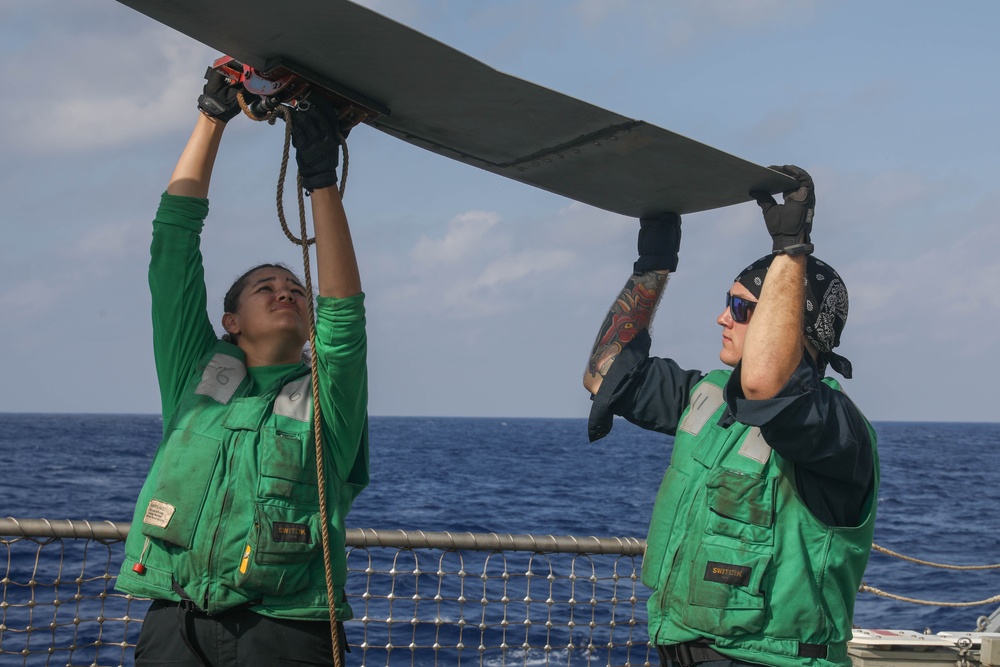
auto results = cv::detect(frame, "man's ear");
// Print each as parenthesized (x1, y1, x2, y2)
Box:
(222, 312, 240, 336)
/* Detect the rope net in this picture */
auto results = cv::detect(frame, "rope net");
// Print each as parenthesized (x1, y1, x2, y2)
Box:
(345, 545, 651, 666)
(4, 520, 999, 666)
(0, 531, 141, 667)
(1, 521, 654, 667)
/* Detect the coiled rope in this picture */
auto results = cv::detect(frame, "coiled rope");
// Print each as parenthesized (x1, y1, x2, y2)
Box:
(862, 542, 1000, 607)
(238, 92, 346, 667)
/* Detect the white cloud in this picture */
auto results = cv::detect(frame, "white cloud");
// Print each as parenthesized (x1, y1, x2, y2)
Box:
(0, 279, 63, 320)
(688, 0, 817, 27)
(570, 0, 816, 46)
(410, 210, 503, 269)
(859, 170, 943, 214)
(0, 5, 214, 155)
(849, 220, 1000, 344)
(380, 208, 586, 320)
(474, 248, 576, 289)
(61, 221, 145, 263)
(2, 0, 999, 421)
(547, 201, 631, 251)
(574, 0, 629, 25)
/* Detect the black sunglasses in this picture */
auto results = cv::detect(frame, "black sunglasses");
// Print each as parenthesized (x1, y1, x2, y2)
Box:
(726, 293, 757, 324)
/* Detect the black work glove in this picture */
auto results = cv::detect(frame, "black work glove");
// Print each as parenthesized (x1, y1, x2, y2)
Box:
(750, 164, 815, 255)
(633, 212, 681, 274)
(290, 94, 351, 192)
(197, 65, 244, 123)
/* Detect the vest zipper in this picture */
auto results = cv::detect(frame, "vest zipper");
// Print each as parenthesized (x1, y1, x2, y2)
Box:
(205, 431, 243, 611)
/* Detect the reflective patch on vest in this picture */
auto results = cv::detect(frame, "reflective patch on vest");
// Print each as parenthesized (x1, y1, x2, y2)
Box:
(143, 499, 176, 529)
(738, 427, 772, 464)
(679, 383, 725, 436)
(273, 376, 312, 422)
(704, 560, 752, 587)
(272, 521, 310, 544)
(239, 544, 252, 574)
(195, 354, 247, 404)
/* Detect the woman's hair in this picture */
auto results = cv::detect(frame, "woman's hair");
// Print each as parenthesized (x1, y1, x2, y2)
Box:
(220, 263, 312, 365)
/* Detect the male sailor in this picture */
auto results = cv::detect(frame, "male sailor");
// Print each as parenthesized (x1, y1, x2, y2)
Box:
(583, 166, 878, 667)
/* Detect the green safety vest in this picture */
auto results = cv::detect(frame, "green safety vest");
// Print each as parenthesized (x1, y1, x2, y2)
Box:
(116, 342, 354, 620)
(643, 370, 878, 667)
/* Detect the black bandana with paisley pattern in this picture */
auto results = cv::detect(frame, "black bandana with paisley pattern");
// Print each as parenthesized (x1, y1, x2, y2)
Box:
(735, 254, 853, 378)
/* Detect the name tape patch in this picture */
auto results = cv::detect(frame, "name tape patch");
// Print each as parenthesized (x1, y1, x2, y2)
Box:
(143, 500, 176, 529)
(704, 560, 752, 587)
(272, 522, 311, 544)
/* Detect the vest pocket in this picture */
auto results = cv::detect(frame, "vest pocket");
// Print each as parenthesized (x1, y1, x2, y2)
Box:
(683, 543, 770, 636)
(705, 469, 774, 545)
(140, 430, 222, 549)
(258, 430, 319, 503)
(236, 503, 320, 597)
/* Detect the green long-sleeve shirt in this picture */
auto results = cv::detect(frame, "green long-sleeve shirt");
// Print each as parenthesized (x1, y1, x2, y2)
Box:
(116, 192, 369, 620)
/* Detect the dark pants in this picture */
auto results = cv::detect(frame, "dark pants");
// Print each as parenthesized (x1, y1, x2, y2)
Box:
(135, 599, 348, 666)
(656, 646, 762, 667)
(659, 660, 757, 667)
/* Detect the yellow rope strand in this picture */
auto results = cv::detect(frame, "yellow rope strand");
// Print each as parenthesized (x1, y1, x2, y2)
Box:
(237, 92, 277, 123)
(239, 94, 344, 667)
(863, 543, 1000, 608)
(859, 584, 1000, 608)
(872, 543, 1000, 570)
(298, 175, 344, 667)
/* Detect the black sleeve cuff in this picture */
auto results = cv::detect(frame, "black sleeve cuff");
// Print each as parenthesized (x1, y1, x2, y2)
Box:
(587, 330, 652, 442)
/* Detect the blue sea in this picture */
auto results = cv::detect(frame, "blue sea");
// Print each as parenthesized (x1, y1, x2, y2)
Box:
(2, 415, 999, 663)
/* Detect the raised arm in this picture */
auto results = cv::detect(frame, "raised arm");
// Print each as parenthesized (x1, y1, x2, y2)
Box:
(584, 270, 668, 395)
(583, 214, 680, 395)
(740, 253, 806, 398)
(150, 71, 246, 423)
(310, 188, 362, 298)
(166, 67, 245, 198)
(165, 114, 225, 198)
(285, 95, 368, 489)
(288, 95, 362, 298)
(743, 165, 816, 399)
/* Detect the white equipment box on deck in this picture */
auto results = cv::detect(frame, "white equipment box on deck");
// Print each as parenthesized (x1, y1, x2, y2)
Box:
(850, 629, 1000, 667)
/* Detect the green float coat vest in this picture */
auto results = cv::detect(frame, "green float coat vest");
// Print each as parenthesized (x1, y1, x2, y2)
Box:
(117, 342, 356, 620)
(642, 371, 878, 667)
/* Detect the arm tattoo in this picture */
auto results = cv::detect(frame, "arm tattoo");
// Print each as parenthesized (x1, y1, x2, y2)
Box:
(587, 271, 669, 378)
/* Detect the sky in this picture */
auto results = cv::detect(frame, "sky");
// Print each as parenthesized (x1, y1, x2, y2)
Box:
(1, 0, 999, 422)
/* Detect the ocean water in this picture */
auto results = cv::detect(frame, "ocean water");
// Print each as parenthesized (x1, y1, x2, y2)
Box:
(2, 414, 999, 659)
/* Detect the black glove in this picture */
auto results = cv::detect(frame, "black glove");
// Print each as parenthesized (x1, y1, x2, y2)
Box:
(750, 164, 815, 255)
(197, 66, 244, 123)
(633, 212, 681, 274)
(290, 94, 351, 192)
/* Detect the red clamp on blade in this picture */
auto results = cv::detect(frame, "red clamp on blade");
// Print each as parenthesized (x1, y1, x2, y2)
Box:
(132, 563, 147, 575)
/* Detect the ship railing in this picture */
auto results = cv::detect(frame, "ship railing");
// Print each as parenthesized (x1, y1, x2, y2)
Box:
(0, 518, 654, 667)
